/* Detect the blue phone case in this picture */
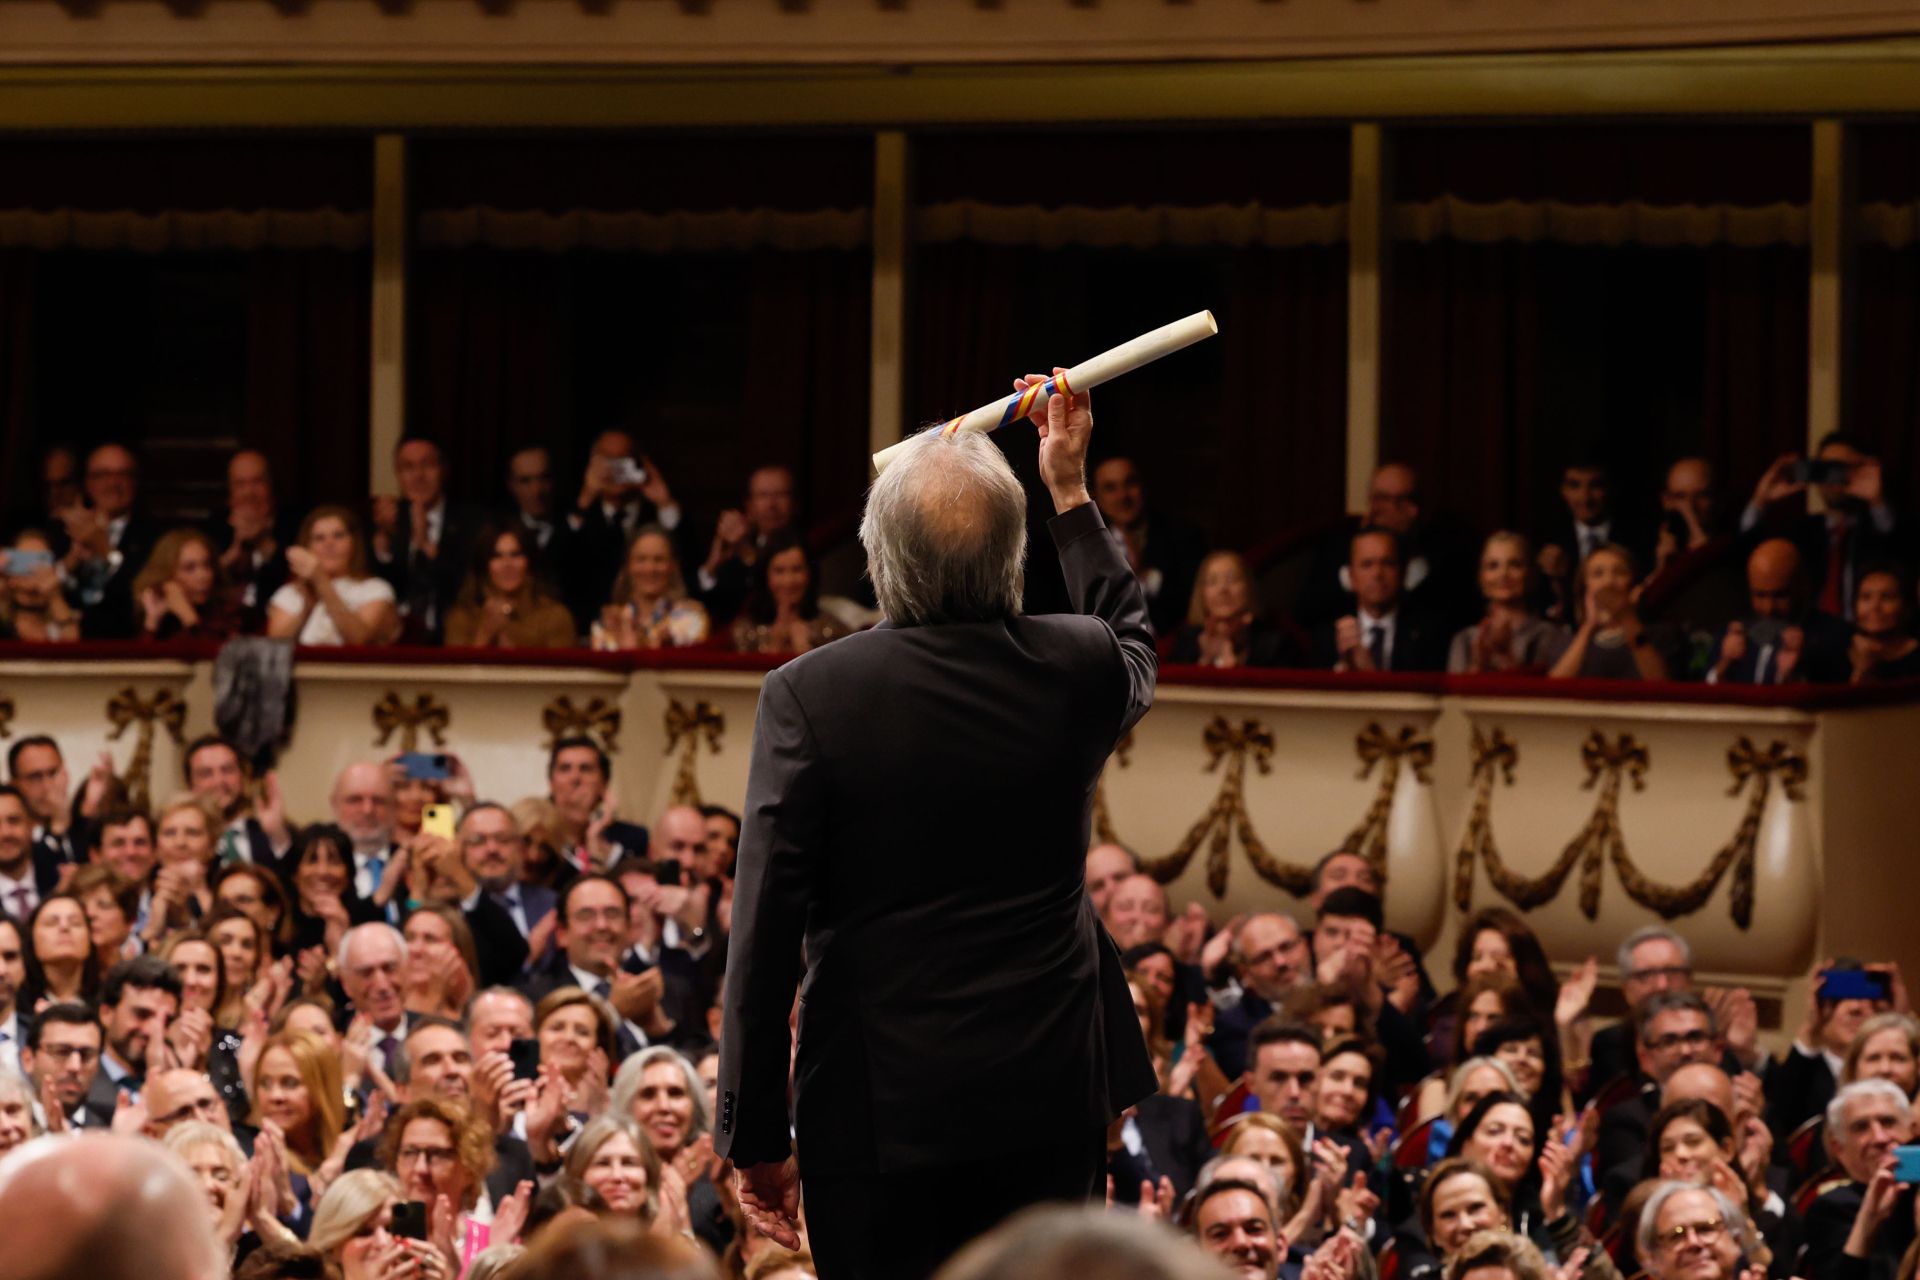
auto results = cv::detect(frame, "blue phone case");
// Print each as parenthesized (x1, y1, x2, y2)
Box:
(1894, 1145, 1920, 1184)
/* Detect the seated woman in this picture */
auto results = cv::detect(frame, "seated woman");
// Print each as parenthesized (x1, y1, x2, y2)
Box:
(400, 903, 479, 1020)
(1469, 1015, 1572, 1145)
(1639, 1098, 1779, 1269)
(379, 1096, 523, 1269)
(731, 531, 843, 655)
(1391, 1057, 1524, 1229)
(1415, 974, 1531, 1123)
(287, 824, 380, 958)
(595, 525, 710, 651)
(145, 793, 222, 943)
(134, 528, 240, 641)
(0, 530, 80, 642)
(250, 1028, 347, 1217)
(21, 892, 100, 1007)
(445, 524, 578, 649)
(309, 1168, 447, 1280)
(1167, 551, 1303, 668)
(1443, 1096, 1616, 1278)
(1549, 545, 1669, 681)
(1439, 1229, 1559, 1280)
(1430, 908, 1566, 1064)
(534, 986, 620, 1118)
(561, 1114, 676, 1236)
(1450, 533, 1569, 674)
(266, 506, 400, 646)
(69, 865, 141, 969)
(1848, 564, 1920, 682)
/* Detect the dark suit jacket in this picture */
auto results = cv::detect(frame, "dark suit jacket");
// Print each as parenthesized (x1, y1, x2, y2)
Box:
(375, 500, 487, 644)
(717, 501, 1159, 1176)
(1298, 518, 1479, 634)
(1209, 991, 1274, 1082)
(566, 498, 692, 628)
(1706, 612, 1852, 685)
(207, 511, 297, 633)
(1765, 1044, 1837, 1142)
(1128, 512, 1206, 639)
(74, 513, 162, 640)
(1775, 511, 1908, 622)
(1309, 608, 1451, 672)
(1803, 1181, 1916, 1280)
(1596, 1081, 1659, 1210)
(1108, 1091, 1213, 1201)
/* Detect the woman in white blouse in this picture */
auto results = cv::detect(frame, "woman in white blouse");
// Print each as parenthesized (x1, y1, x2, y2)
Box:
(267, 505, 401, 646)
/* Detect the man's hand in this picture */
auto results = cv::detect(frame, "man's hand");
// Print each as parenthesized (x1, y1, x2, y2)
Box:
(610, 967, 665, 1026)
(1751, 454, 1807, 510)
(735, 1157, 802, 1249)
(1015, 369, 1092, 514)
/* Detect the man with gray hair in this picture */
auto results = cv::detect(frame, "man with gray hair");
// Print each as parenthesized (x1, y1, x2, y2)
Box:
(0, 1132, 224, 1280)
(720, 376, 1157, 1279)
(1801, 1079, 1917, 1280)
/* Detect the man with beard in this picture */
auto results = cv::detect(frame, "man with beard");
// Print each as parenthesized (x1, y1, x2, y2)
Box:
(1191, 1177, 1284, 1280)
(88, 955, 182, 1124)
(183, 735, 292, 873)
(545, 737, 643, 873)
(20, 1002, 103, 1130)
(456, 801, 552, 954)
(329, 761, 402, 903)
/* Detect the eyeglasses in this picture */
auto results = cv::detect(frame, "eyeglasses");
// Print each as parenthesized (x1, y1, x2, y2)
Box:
(155, 1096, 227, 1126)
(1656, 1219, 1727, 1249)
(1645, 1030, 1714, 1052)
(397, 1146, 458, 1167)
(38, 1044, 100, 1063)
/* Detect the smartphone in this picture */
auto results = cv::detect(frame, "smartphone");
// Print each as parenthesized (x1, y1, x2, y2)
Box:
(4, 549, 52, 575)
(390, 1200, 429, 1240)
(508, 1037, 541, 1081)
(1895, 1145, 1920, 1184)
(1820, 969, 1892, 1003)
(609, 457, 648, 487)
(1791, 458, 1851, 487)
(398, 751, 451, 781)
(422, 803, 458, 842)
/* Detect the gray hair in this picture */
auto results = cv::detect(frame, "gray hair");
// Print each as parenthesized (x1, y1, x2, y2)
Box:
(1617, 925, 1692, 979)
(161, 1120, 244, 1170)
(1636, 1181, 1751, 1266)
(1826, 1077, 1912, 1136)
(1445, 1056, 1522, 1117)
(860, 429, 1027, 626)
(309, 1168, 401, 1256)
(336, 921, 407, 975)
(609, 1045, 712, 1140)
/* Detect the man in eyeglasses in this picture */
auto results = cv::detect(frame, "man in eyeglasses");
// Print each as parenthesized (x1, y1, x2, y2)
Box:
(19, 1001, 104, 1130)
(142, 1068, 236, 1141)
(1801, 1079, 1917, 1280)
(1597, 992, 1724, 1211)
(1640, 1181, 1752, 1280)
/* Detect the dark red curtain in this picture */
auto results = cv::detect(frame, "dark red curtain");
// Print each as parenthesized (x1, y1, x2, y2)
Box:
(407, 247, 872, 529)
(244, 251, 372, 514)
(1850, 123, 1920, 508)
(0, 251, 35, 524)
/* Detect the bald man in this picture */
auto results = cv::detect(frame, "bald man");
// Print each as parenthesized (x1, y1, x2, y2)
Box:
(0, 1133, 223, 1280)
(1706, 538, 1850, 684)
(330, 761, 400, 900)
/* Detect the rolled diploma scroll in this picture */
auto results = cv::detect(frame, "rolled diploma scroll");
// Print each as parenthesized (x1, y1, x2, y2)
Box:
(871, 309, 1219, 471)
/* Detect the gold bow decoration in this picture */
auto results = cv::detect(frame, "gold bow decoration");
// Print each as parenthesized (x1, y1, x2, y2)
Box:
(664, 699, 726, 807)
(1090, 731, 1135, 849)
(1334, 723, 1435, 877)
(1142, 717, 1278, 896)
(371, 692, 451, 754)
(0, 695, 13, 739)
(105, 687, 188, 811)
(542, 696, 623, 756)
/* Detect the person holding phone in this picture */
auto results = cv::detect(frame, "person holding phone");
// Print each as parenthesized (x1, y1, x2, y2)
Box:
(1800, 1080, 1919, 1280)
(1765, 961, 1904, 1141)
(1742, 433, 1902, 625)
(566, 429, 691, 631)
(309, 1168, 452, 1280)
(0, 530, 81, 643)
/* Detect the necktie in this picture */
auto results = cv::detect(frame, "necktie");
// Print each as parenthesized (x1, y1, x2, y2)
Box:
(592, 978, 613, 1001)
(7, 886, 32, 921)
(1756, 645, 1776, 686)
(217, 828, 244, 866)
(1820, 526, 1847, 618)
(1367, 624, 1387, 671)
(363, 854, 385, 900)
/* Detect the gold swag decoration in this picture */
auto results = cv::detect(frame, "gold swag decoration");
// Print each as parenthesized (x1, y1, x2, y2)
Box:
(105, 687, 187, 811)
(543, 695, 623, 756)
(664, 699, 725, 807)
(371, 692, 451, 754)
(1334, 722, 1433, 875)
(1452, 728, 1804, 927)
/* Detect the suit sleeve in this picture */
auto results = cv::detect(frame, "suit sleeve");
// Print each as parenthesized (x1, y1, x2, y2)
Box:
(715, 667, 827, 1166)
(1049, 502, 1157, 737)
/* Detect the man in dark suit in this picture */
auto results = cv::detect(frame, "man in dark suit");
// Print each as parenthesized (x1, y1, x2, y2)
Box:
(1801, 1079, 1917, 1280)
(1741, 436, 1909, 626)
(500, 446, 578, 619)
(565, 429, 698, 628)
(184, 734, 294, 877)
(1310, 527, 1450, 672)
(1089, 456, 1205, 638)
(54, 442, 161, 640)
(1299, 462, 1477, 635)
(517, 873, 685, 1060)
(692, 462, 801, 626)
(207, 449, 296, 633)
(7, 737, 110, 879)
(1705, 538, 1852, 685)
(0, 785, 59, 924)
(1595, 991, 1724, 1210)
(371, 436, 487, 644)
(455, 802, 554, 967)
(1210, 912, 1312, 1080)
(19, 1002, 104, 1130)
(84, 955, 182, 1127)
(719, 377, 1158, 1279)
(1535, 459, 1656, 618)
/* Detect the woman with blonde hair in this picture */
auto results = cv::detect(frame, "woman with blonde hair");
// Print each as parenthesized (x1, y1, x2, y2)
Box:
(1168, 550, 1302, 669)
(563, 1113, 691, 1235)
(599, 524, 711, 651)
(267, 505, 400, 646)
(446, 523, 577, 649)
(146, 791, 223, 938)
(1450, 533, 1568, 674)
(250, 1028, 347, 1186)
(134, 527, 239, 640)
(1548, 544, 1669, 681)
(310, 1168, 450, 1280)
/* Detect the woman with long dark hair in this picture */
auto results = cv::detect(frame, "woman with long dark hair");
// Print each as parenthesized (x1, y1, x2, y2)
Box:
(730, 530, 843, 655)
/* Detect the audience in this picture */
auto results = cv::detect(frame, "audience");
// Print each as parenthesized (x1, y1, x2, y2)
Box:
(445, 523, 578, 649)
(1090, 456, 1206, 638)
(1449, 533, 1567, 673)
(266, 505, 401, 646)
(1312, 527, 1449, 672)
(1167, 550, 1303, 668)
(597, 526, 712, 651)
